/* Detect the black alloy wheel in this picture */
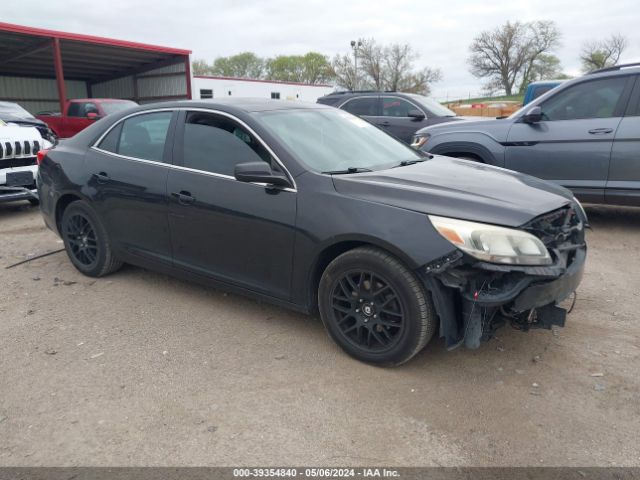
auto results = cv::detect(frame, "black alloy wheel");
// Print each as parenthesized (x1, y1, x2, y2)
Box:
(61, 200, 122, 277)
(319, 246, 437, 366)
(64, 213, 99, 268)
(331, 270, 405, 351)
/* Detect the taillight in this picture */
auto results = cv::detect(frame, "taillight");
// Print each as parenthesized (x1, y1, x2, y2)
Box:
(36, 149, 49, 166)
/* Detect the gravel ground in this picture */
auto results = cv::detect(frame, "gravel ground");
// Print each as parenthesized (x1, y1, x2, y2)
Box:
(0, 203, 639, 467)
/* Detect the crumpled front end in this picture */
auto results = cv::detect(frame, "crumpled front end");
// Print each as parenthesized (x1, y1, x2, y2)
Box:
(420, 204, 587, 350)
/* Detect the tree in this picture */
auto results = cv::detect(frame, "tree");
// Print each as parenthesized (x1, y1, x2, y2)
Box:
(192, 59, 213, 76)
(266, 53, 333, 84)
(468, 20, 561, 95)
(211, 52, 265, 79)
(358, 39, 385, 89)
(331, 39, 441, 95)
(330, 53, 358, 90)
(580, 34, 628, 72)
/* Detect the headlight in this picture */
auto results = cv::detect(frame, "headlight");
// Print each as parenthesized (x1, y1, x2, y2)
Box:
(410, 133, 430, 149)
(428, 215, 552, 266)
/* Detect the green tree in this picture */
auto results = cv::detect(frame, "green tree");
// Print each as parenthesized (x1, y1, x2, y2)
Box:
(211, 52, 265, 79)
(266, 53, 333, 84)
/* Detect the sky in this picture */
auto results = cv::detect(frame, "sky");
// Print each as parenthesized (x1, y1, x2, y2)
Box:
(2, 0, 639, 101)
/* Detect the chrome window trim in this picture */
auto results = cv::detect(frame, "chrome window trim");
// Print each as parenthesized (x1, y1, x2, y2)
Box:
(380, 95, 427, 118)
(91, 107, 297, 192)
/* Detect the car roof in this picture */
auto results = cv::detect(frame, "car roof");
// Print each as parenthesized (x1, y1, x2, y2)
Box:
(131, 98, 331, 114)
(320, 91, 404, 98)
(528, 79, 567, 86)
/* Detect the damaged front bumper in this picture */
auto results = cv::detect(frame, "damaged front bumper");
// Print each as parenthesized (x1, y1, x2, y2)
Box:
(420, 206, 587, 350)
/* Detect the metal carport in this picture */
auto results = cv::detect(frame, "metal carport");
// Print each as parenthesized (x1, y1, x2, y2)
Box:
(0, 22, 192, 114)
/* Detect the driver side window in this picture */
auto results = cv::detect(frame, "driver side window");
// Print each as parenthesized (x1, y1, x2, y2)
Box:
(541, 77, 627, 121)
(382, 97, 421, 117)
(182, 112, 275, 177)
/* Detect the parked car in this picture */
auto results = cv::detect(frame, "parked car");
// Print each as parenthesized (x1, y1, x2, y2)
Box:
(317, 91, 464, 144)
(38, 99, 587, 365)
(522, 80, 565, 105)
(37, 98, 137, 138)
(0, 119, 51, 204)
(411, 63, 640, 206)
(0, 101, 56, 143)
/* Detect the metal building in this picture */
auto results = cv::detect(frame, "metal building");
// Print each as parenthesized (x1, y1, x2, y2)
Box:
(0, 22, 192, 115)
(194, 76, 334, 103)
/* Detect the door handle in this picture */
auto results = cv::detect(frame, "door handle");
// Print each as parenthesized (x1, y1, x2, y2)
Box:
(93, 172, 109, 184)
(171, 190, 195, 205)
(588, 128, 613, 135)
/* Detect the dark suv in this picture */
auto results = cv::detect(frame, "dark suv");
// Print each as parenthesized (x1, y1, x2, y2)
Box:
(317, 91, 463, 144)
(412, 63, 640, 206)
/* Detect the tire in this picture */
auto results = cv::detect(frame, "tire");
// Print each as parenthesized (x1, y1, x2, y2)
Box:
(60, 200, 122, 277)
(318, 246, 437, 366)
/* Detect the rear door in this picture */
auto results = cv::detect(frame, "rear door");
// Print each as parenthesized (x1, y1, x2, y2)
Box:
(505, 75, 633, 203)
(166, 110, 297, 299)
(87, 110, 176, 265)
(607, 75, 640, 205)
(378, 95, 428, 144)
(339, 96, 380, 126)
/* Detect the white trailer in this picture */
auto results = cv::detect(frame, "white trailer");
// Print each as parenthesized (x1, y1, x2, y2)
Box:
(193, 76, 335, 103)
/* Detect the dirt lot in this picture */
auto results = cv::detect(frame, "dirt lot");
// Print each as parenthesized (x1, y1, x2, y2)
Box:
(0, 203, 639, 467)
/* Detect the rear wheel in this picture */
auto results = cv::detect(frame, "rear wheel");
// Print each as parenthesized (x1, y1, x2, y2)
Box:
(61, 200, 122, 277)
(318, 246, 437, 366)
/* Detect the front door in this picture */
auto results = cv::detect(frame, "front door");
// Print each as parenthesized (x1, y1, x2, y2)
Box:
(505, 75, 633, 203)
(378, 96, 428, 144)
(167, 110, 297, 300)
(86, 110, 176, 265)
(607, 75, 640, 206)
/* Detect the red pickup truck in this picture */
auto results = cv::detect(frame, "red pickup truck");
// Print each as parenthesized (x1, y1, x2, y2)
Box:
(37, 98, 137, 138)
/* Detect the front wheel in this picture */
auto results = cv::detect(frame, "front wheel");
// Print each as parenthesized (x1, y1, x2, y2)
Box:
(61, 200, 122, 277)
(318, 247, 437, 366)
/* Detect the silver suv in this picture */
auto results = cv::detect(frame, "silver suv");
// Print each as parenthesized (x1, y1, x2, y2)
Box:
(412, 63, 640, 206)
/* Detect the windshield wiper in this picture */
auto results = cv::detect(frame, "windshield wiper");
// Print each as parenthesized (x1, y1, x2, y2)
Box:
(392, 158, 427, 168)
(322, 167, 374, 174)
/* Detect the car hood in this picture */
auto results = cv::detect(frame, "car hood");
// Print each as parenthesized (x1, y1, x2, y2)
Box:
(0, 113, 46, 127)
(332, 156, 573, 227)
(416, 117, 510, 135)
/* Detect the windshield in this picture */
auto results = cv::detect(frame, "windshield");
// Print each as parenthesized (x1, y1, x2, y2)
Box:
(0, 102, 35, 120)
(405, 94, 456, 117)
(258, 108, 423, 172)
(101, 101, 137, 115)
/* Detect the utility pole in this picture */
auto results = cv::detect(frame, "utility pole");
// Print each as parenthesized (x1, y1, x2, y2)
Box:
(350, 39, 362, 91)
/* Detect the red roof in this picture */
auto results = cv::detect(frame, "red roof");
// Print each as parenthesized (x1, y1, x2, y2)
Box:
(0, 21, 191, 55)
(195, 75, 333, 88)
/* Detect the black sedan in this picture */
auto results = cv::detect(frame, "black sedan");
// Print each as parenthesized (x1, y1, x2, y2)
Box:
(37, 99, 587, 366)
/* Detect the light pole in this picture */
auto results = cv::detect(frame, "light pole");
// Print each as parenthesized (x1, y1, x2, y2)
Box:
(350, 39, 362, 91)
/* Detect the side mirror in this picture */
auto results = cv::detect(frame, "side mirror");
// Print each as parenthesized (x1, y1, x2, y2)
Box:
(234, 161, 291, 187)
(407, 109, 426, 121)
(522, 106, 543, 124)
(86, 112, 100, 120)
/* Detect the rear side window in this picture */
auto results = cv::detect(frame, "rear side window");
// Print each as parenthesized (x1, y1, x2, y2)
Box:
(541, 77, 628, 121)
(182, 112, 274, 177)
(341, 97, 378, 116)
(97, 111, 172, 162)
